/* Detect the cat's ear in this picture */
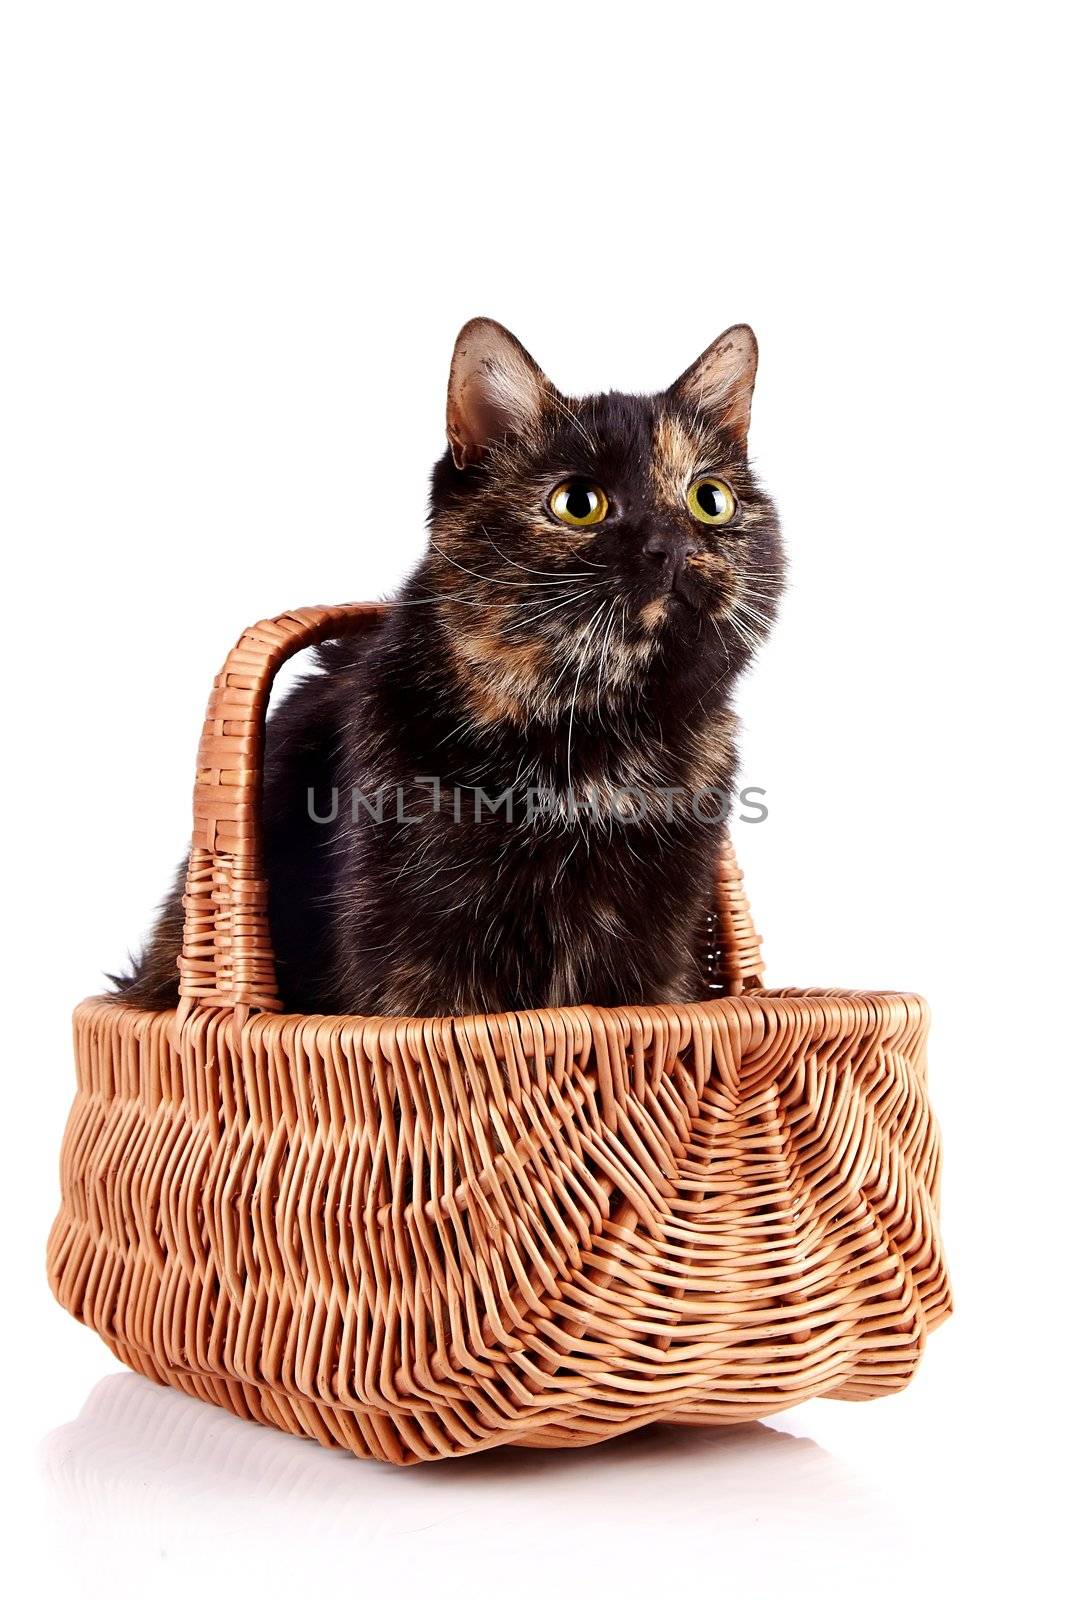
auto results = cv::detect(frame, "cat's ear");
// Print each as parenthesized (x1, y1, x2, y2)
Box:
(447, 318, 554, 469)
(668, 325, 758, 446)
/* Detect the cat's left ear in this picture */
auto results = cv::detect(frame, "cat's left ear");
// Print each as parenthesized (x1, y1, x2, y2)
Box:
(668, 325, 758, 447)
(447, 318, 555, 469)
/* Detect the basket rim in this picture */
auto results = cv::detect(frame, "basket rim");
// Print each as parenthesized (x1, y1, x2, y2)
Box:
(81, 986, 929, 1035)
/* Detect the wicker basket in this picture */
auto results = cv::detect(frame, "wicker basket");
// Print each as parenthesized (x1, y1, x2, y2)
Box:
(48, 603, 952, 1464)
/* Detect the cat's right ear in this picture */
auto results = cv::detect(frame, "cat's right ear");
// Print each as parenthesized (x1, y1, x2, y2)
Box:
(446, 318, 554, 469)
(668, 325, 759, 447)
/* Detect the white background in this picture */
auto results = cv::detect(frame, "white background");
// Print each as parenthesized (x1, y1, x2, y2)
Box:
(2, 2, 1064, 1595)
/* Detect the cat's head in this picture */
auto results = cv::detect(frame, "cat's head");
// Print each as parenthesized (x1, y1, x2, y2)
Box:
(421, 318, 784, 724)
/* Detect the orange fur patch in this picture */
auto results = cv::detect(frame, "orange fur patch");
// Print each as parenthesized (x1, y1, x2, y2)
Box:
(639, 596, 670, 630)
(651, 412, 702, 504)
(443, 614, 549, 725)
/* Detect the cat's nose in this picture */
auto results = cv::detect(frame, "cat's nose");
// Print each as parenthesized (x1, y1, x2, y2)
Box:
(642, 529, 699, 586)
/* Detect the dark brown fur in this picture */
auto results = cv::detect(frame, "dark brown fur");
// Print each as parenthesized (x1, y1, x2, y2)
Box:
(119, 321, 784, 1015)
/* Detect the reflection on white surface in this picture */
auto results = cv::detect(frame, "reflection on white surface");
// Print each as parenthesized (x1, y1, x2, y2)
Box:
(42, 1374, 900, 1599)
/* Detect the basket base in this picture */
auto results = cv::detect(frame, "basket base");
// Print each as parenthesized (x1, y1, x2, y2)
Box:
(66, 1317, 949, 1464)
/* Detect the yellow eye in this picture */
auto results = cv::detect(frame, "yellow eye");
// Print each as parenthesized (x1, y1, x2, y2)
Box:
(549, 479, 609, 527)
(686, 476, 737, 526)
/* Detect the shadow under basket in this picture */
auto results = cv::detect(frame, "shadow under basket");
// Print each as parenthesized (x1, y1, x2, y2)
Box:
(48, 603, 952, 1465)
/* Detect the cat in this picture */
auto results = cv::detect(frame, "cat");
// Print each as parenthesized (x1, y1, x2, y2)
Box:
(118, 318, 784, 1016)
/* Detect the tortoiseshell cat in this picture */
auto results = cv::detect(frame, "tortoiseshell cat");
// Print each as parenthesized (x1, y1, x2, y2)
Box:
(121, 319, 784, 1015)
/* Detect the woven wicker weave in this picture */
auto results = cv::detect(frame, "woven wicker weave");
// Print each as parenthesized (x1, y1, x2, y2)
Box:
(48, 603, 951, 1464)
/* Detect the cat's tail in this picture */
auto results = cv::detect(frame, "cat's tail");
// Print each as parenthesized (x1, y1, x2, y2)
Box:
(107, 864, 186, 1011)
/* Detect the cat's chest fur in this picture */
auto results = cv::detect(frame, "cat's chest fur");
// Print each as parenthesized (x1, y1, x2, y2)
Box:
(325, 661, 736, 1014)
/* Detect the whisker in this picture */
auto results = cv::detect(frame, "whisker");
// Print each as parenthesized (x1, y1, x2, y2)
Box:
(732, 597, 770, 628)
(725, 612, 762, 653)
(428, 538, 591, 590)
(395, 586, 585, 613)
(594, 598, 620, 729)
(566, 599, 610, 796)
(494, 583, 609, 642)
(477, 522, 604, 574)
(547, 390, 598, 455)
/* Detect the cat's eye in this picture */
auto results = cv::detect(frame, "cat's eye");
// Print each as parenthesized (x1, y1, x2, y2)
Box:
(686, 476, 737, 526)
(548, 479, 609, 528)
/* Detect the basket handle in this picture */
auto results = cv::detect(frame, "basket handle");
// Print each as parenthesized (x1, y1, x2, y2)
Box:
(712, 837, 765, 995)
(177, 603, 382, 1019)
(178, 603, 765, 1019)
